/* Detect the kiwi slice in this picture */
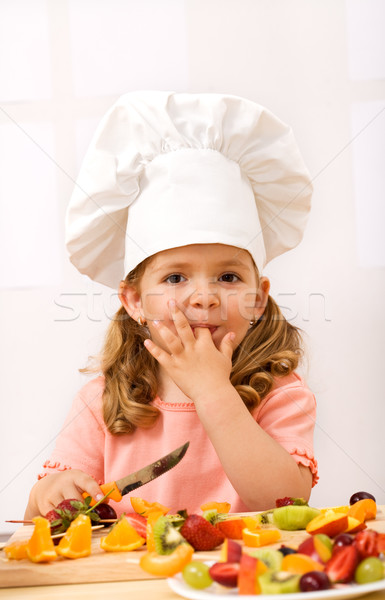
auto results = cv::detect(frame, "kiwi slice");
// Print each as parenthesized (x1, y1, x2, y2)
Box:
(202, 509, 219, 524)
(259, 570, 300, 594)
(153, 515, 185, 555)
(256, 510, 274, 525)
(164, 514, 186, 529)
(273, 505, 320, 530)
(246, 548, 283, 570)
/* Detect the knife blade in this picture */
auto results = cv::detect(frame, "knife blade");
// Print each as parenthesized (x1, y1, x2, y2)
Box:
(83, 441, 189, 504)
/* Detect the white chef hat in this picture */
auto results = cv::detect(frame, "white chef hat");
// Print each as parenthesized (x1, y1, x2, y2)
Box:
(66, 91, 312, 289)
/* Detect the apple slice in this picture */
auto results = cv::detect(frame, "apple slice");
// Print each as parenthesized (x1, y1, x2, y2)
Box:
(220, 538, 242, 563)
(344, 516, 367, 534)
(297, 534, 332, 563)
(306, 510, 348, 537)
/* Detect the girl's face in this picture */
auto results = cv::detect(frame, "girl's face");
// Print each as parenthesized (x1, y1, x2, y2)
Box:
(120, 244, 270, 351)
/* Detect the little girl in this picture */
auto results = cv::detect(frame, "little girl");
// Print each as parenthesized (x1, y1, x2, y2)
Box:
(25, 91, 317, 519)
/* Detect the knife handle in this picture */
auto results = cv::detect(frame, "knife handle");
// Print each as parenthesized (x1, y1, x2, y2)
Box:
(82, 481, 122, 506)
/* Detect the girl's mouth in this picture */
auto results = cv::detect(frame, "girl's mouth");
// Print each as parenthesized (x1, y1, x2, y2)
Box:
(191, 324, 218, 335)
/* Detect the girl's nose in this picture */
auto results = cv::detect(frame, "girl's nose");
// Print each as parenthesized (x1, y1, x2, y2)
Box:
(188, 282, 220, 309)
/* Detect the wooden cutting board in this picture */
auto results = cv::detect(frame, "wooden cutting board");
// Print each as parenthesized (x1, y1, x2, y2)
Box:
(0, 526, 224, 588)
(1, 509, 384, 588)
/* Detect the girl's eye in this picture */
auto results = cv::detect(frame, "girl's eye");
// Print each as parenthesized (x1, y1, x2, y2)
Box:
(219, 273, 240, 283)
(165, 273, 186, 284)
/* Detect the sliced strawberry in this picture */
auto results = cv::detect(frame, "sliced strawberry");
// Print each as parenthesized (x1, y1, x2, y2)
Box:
(125, 513, 147, 539)
(209, 562, 239, 588)
(353, 529, 379, 559)
(180, 514, 225, 551)
(325, 545, 359, 583)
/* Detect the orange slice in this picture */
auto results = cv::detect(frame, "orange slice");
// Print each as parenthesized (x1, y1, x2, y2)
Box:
(242, 515, 261, 532)
(100, 516, 145, 552)
(242, 527, 281, 547)
(281, 552, 324, 574)
(130, 497, 170, 517)
(26, 516, 57, 563)
(56, 514, 92, 559)
(140, 542, 194, 576)
(200, 501, 231, 513)
(145, 510, 164, 552)
(347, 499, 377, 522)
(4, 541, 29, 560)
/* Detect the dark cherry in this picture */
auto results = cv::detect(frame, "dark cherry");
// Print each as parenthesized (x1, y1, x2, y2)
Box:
(300, 571, 331, 592)
(278, 545, 297, 556)
(91, 502, 117, 525)
(349, 491, 376, 505)
(334, 533, 353, 548)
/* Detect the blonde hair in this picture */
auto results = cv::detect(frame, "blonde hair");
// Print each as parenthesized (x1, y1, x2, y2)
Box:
(82, 258, 303, 435)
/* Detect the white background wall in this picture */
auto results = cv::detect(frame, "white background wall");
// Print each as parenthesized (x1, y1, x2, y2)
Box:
(1, 0, 384, 533)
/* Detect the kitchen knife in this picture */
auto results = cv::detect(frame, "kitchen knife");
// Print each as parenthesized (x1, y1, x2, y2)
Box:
(82, 441, 189, 504)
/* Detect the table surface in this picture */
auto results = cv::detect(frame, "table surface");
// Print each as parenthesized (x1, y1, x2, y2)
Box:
(1, 508, 385, 600)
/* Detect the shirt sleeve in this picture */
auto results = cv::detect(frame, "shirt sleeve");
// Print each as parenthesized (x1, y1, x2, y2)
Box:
(253, 377, 319, 487)
(38, 378, 106, 485)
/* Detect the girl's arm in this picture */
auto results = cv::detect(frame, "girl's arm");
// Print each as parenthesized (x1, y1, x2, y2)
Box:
(144, 305, 313, 510)
(191, 383, 313, 509)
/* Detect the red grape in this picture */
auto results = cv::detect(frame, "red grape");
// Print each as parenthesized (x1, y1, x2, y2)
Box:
(334, 533, 353, 548)
(300, 571, 331, 592)
(91, 503, 117, 524)
(349, 491, 376, 505)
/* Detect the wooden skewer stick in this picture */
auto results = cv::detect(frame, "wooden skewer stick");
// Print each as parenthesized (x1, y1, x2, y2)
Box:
(6, 518, 117, 524)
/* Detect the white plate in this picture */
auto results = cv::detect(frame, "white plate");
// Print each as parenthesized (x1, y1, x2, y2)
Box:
(168, 568, 385, 600)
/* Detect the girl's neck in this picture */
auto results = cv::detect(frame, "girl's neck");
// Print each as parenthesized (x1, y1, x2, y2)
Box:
(157, 369, 192, 404)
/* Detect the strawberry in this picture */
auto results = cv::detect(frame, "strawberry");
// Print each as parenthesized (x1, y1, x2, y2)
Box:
(276, 497, 294, 507)
(180, 514, 225, 551)
(353, 529, 379, 559)
(45, 509, 63, 535)
(325, 545, 359, 583)
(275, 497, 308, 507)
(45, 498, 85, 534)
(56, 498, 82, 514)
(44, 495, 111, 535)
(125, 513, 147, 539)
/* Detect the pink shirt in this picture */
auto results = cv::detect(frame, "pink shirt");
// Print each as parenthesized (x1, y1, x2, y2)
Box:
(39, 373, 318, 514)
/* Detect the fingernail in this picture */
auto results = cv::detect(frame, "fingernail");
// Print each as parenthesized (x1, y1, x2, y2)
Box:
(229, 332, 236, 340)
(169, 299, 176, 309)
(153, 319, 159, 326)
(95, 494, 104, 501)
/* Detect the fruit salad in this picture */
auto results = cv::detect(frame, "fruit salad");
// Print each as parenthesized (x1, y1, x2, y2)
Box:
(160, 491, 385, 595)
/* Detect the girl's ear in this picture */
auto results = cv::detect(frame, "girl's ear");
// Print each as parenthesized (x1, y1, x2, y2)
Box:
(253, 276, 270, 320)
(118, 281, 142, 321)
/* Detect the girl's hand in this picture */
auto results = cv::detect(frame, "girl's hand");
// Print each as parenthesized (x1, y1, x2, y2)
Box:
(144, 301, 235, 402)
(24, 469, 105, 519)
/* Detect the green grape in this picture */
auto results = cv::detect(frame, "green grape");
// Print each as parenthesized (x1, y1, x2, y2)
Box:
(355, 557, 384, 584)
(182, 561, 213, 589)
